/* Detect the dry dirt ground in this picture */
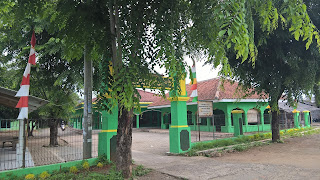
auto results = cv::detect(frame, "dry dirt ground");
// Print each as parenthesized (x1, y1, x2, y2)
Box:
(134, 133, 320, 180)
(218, 134, 320, 170)
(2, 127, 320, 179)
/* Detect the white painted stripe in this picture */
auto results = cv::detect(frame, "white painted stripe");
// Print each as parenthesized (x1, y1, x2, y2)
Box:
(15, 85, 30, 97)
(190, 90, 198, 97)
(211, 99, 268, 103)
(191, 66, 196, 73)
(23, 63, 31, 77)
(148, 102, 198, 109)
(17, 107, 28, 119)
(29, 47, 35, 56)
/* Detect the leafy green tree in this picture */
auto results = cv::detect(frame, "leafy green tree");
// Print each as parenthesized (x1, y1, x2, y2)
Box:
(0, 2, 83, 145)
(227, 0, 320, 142)
(305, 0, 320, 107)
(2, 0, 320, 178)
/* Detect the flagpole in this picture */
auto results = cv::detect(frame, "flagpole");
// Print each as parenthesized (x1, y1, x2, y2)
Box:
(189, 58, 200, 141)
(197, 102, 200, 141)
(15, 31, 36, 168)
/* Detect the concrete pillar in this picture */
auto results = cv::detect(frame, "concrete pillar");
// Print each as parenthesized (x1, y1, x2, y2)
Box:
(169, 99, 191, 153)
(157, 112, 161, 127)
(303, 110, 310, 128)
(243, 111, 248, 132)
(192, 112, 196, 130)
(161, 113, 166, 129)
(292, 109, 301, 129)
(98, 105, 118, 162)
(169, 79, 191, 153)
(232, 110, 244, 137)
(260, 111, 265, 131)
(224, 112, 232, 133)
(136, 114, 140, 128)
(206, 117, 211, 131)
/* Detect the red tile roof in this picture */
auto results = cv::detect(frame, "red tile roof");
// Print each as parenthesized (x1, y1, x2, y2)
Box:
(91, 90, 161, 104)
(137, 89, 162, 103)
(149, 78, 266, 107)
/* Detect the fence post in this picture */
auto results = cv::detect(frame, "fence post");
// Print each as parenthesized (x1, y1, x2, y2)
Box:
(83, 45, 93, 159)
(292, 109, 301, 129)
(231, 110, 244, 137)
(17, 118, 25, 168)
(284, 112, 287, 129)
(303, 111, 310, 128)
(136, 115, 140, 129)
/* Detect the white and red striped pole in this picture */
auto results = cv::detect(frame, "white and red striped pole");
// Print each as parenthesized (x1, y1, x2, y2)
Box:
(15, 31, 36, 167)
(15, 31, 36, 119)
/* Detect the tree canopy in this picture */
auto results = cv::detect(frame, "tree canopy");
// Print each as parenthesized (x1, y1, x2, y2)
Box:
(1, 0, 320, 177)
(226, 0, 320, 141)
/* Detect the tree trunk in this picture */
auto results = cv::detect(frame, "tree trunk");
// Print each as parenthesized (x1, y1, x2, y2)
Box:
(26, 119, 32, 137)
(116, 106, 133, 178)
(271, 110, 280, 142)
(27, 120, 36, 137)
(49, 119, 58, 146)
(109, 1, 132, 178)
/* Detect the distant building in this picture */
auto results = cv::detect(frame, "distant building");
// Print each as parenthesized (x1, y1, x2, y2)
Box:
(70, 78, 318, 133)
(148, 78, 269, 133)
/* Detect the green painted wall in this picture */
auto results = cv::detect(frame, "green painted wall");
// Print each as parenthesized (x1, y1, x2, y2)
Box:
(155, 101, 269, 133)
(0, 120, 19, 131)
(0, 158, 97, 178)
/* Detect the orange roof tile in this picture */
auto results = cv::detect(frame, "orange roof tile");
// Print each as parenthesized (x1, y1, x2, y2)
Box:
(91, 90, 161, 104)
(149, 78, 266, 107)
(137, 89, 162, 103)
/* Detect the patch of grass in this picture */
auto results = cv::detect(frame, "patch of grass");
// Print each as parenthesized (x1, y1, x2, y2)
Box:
(233, 144, 249, 152)
(187, 127, 320, 157)
(132, 165, 151, 177)
(188, 133, 268, 156)
(276, 139, 284, 143)
(106, 165, 124, 180)
(252, 141, 263, 147)
(96, 154, 111, 165)
(0, 173, 23, 180)
(45, 164, 123, 180)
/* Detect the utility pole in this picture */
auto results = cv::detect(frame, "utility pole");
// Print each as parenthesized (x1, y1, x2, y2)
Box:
(83, 45, 92, 159)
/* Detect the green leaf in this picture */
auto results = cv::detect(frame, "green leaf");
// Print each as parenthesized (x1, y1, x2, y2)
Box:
(294, 31, 300, 41)
(218, 30, 227, 37)
(228, 28, 232, 36)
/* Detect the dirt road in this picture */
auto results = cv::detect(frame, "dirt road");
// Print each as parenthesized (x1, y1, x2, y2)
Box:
(133, 133, 320, 180)
(219, 134, 320, 170)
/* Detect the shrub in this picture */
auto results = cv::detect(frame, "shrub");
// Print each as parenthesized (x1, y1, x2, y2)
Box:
(253, 134, 260, 140)
(107, 166, 123, 180)
(82, 161, 90, 171)
(97, 154, 110, 165)
(69, 166, 78, 174)
(265, 133, 272, 139)
(234, 136, 246, 143)
(25, 174, 35, 180)
(218, 139, 234, 147)
(39, 171, 50, 179)
(233, 144, 249, 152)
(97, 162, 103, 168)
(248, 135, 255, 141)
(132, 165, 151, 177)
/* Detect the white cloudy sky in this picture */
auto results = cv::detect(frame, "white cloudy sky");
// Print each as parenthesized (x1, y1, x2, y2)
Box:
(184, 56, 220, 83)
(91, 57, 220, 98)
(153, 56, 220, 83)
